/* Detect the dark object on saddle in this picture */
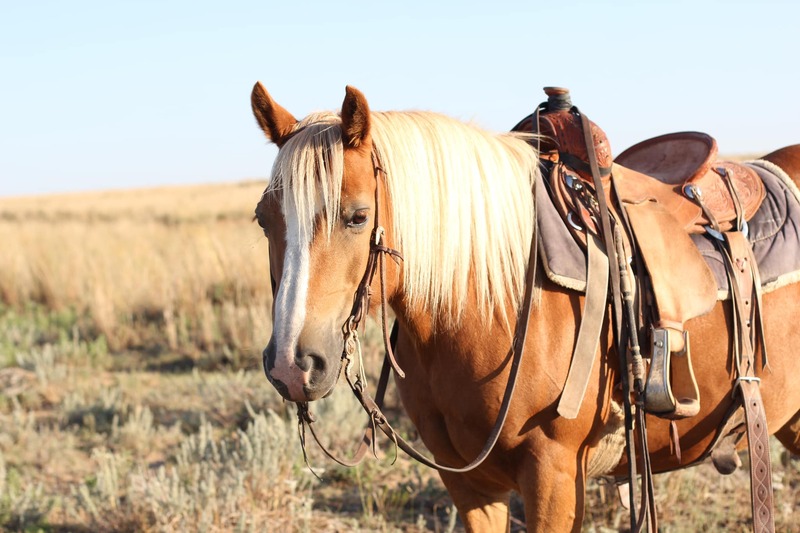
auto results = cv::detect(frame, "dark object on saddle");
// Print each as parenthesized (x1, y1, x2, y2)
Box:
(512, 87, 613, 183)
(615, 132, 766, 234)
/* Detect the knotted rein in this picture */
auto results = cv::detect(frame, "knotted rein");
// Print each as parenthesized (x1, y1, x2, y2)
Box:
(293, 149, 539, 473)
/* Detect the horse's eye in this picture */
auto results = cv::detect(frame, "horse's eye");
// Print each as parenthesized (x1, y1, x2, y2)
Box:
(254, 214, 269, 237)
(347, 209, 369, 228)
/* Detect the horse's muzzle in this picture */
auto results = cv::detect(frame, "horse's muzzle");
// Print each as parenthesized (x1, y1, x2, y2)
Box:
(262, 339, 339, 401)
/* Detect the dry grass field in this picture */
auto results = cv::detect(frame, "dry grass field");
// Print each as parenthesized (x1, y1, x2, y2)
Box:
(0, 182, 273, 358)
(0, 181, 797, 532)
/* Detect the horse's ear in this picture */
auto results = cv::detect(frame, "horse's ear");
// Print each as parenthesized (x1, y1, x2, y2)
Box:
(251, 82, 297, 147)
(341, 86, 371, 149)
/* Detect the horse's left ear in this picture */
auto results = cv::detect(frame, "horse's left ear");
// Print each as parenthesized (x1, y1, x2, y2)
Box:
(341, 86, 371, 149)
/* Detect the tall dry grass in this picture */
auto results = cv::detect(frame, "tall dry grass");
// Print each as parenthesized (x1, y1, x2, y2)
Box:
(1, 179, 798, 531)
(0, 181, 272, 355)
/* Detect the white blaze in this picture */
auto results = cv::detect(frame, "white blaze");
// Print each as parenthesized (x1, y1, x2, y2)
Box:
(269, 201, 311, 397)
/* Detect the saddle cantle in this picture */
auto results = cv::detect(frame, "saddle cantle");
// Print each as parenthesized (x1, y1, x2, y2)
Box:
(615, 132, 766, 235)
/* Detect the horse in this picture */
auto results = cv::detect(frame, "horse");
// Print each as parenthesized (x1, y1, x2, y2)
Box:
(250, 81, 800, 532)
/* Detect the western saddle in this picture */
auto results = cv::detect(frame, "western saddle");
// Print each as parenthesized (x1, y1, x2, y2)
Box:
(514, 87, 774, 532)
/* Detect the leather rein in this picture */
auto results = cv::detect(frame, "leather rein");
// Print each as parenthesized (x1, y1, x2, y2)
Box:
(291, 150, 540, 473)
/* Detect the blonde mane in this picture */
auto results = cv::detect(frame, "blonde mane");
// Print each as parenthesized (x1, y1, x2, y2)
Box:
(267, 110, 540, 326)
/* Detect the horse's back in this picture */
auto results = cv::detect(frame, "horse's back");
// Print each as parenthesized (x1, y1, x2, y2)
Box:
(761, 145, 800, 455)
(762, 144, 800, 179)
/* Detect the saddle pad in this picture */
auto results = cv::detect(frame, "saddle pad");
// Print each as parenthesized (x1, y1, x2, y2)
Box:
(538, 160, 800, 298)
(693, 160, 800, 297)
(537, 176, 589, 292)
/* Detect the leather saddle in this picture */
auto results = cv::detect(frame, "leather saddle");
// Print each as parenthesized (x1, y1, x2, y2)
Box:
(513, 88, 766, 419)
(516, 89, 777, 530)
(615, 131, 766, 236)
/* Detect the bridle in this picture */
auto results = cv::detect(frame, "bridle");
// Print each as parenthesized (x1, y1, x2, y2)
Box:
(337, 152, 405, 380)
(279, 148, 540, 474)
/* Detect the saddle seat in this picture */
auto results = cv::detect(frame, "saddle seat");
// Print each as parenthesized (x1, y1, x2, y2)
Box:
(616, 131, 716, 185)
(615, 132, 766, 234)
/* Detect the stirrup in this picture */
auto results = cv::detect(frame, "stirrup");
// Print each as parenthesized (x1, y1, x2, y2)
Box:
(643, 327, 700, 419)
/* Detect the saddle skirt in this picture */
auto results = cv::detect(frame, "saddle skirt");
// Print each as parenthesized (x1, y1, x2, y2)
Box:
(537, 158, 800, 298)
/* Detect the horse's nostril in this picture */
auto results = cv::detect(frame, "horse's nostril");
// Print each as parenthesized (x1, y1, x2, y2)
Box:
(295, 349, 327, 374)
(263, 341, 276, 374)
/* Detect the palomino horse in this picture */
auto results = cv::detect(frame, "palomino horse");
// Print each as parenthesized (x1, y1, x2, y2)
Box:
(251, 82, 800, 532)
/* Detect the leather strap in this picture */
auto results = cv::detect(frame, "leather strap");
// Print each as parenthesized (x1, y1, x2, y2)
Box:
(738, 362, 774, 532)
(557, 232, 609, 418)
(740, 381, 775, 532)
(577, 110, 656, 532)
(334, 177, 539, 472)
(720, 231, 775, 533)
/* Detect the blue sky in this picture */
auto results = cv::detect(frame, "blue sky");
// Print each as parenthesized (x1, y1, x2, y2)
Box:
(1, 0, 798, 196)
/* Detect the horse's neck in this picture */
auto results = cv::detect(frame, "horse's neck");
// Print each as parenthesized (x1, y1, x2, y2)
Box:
(389, 296, 448, 352)
(388, 286, 535, 365)
(393, 276, 616, 380)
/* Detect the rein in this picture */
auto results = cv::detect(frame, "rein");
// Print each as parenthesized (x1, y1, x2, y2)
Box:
(572, 108, 657, 532)
(294, 149, 540, 473)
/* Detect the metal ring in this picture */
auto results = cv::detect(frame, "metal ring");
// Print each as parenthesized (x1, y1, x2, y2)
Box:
(567, 211, 584, 232)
